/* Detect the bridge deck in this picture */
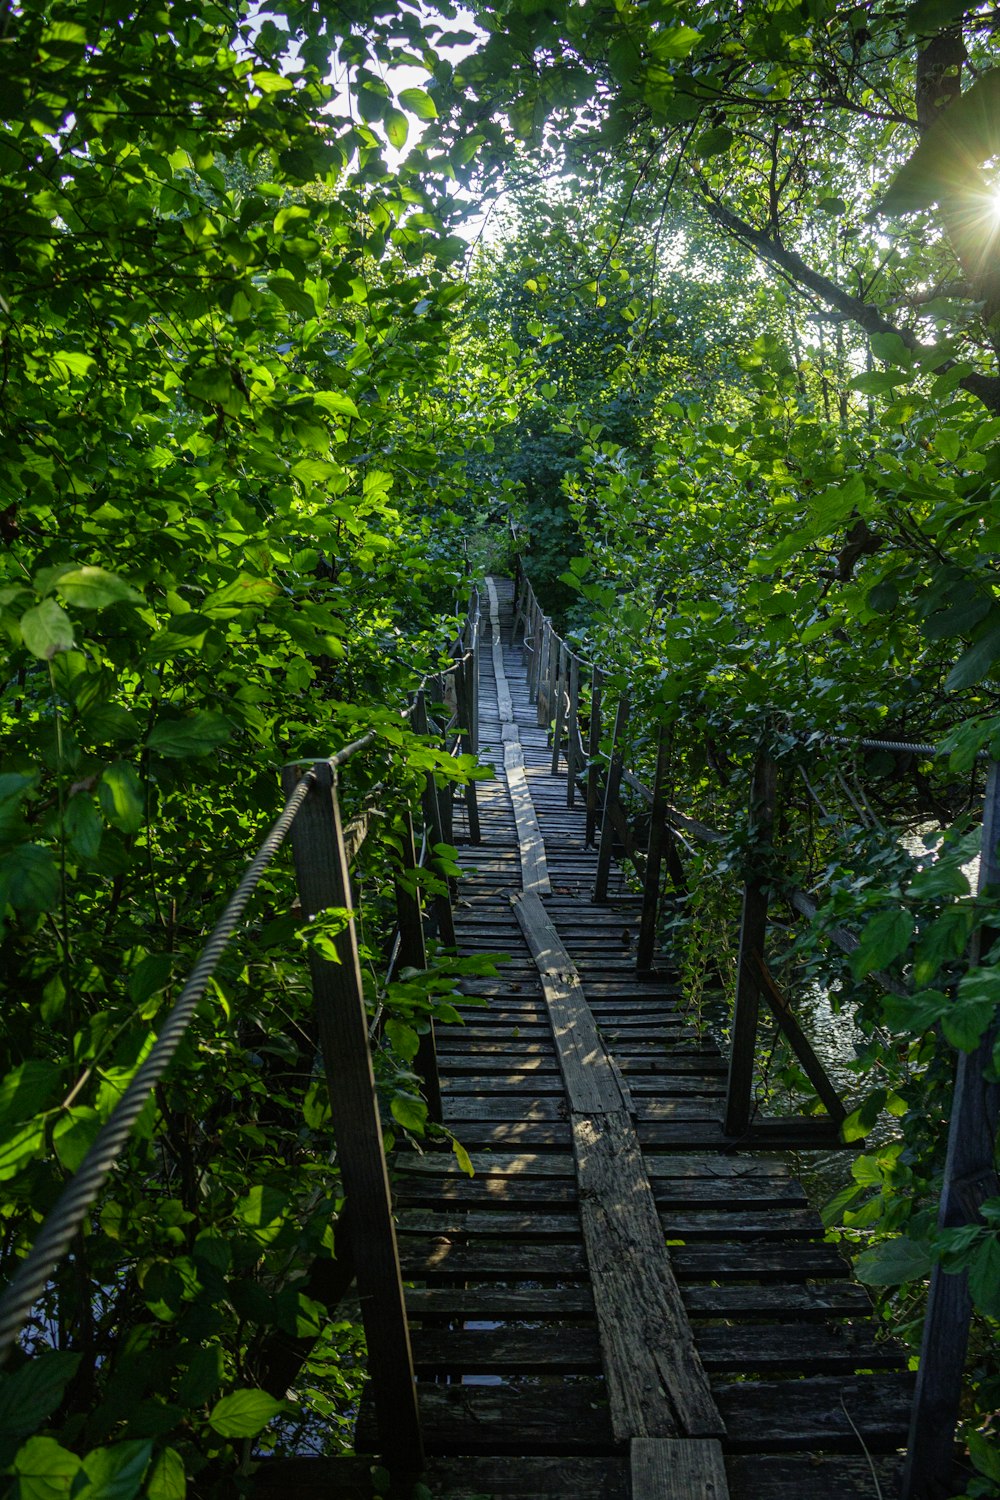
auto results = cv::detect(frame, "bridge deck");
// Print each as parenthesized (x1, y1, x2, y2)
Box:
(387, 578, 910, 1498)
(266, 578, 911, 1499)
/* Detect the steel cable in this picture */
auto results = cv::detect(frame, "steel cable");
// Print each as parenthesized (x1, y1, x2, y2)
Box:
(0, 770, 316, 1364)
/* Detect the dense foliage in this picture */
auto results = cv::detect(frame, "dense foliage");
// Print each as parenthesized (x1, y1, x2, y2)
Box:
(1, 0, 999, 1491)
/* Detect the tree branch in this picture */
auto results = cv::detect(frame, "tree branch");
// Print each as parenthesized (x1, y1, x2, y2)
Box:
(697, 191, 1000, 412)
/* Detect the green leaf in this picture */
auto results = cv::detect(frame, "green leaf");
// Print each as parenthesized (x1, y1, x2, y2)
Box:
(1, 844, 59, 911)
(694, 126, 732, 158)
(75, 1440, 152, 1500)
(656, 25, 700, 57)
(234, 1184, 288, 1245)
(0, 1353, 81, 1440)
(208, 1390, 284, 1439)
(65, 792, 102, 860)
(127, 954, 174, 1006)
(385, 1018, 420, 1061)
(47, 350, 95, 380)
(177, 1345, 224, 1408)
(311, 391, 360, 421)
(851, 907, 914, 978)
(11, 1435, 82, 1499)
(20, 600, 74, 659)
(268, 277, 316, 318)
(147, 712, 232, 759)
(923, 595, 992, 641)
(398, 87, 438, 120)
(967, 1233, 1000, 1318)
(385, 109, 408, 149)
(855, 1235, 933, 1285)
(0, 1120, 45, 1180)
(146, 1449, 186, 1500)
(390, 1092, 428, 1134)
(202, 576, 280, 614)
(945, 620, 1000, 692)
(99, 762, 144, 834)
(452, 1137, 474, 1177)
(0, 1061, 60, 1125)
(969, 1428, 1000, 1483)
(55, 568, 140, 610)
(53, 1107, 101, 1171)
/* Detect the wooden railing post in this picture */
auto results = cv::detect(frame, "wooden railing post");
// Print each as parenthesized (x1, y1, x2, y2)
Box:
(392, 809, 442, 1125)
(902, 760, 1000, 1500)
(282, 763, 423, 1472)
(567, 656, 580, 807)
(550, 645, 567, 772)
(594, 696, 629, 902)
(637, 723, 671, 974)
(585, 667, 604, 848)
(529, 609, 543, 703)
(457, 655, 481, 845)
(412, 692, 457, 949)
(724, 747, 777, 1138)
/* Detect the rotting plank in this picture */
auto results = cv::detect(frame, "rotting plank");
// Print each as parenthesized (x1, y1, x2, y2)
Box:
(630, 1439, 729, 1500)
(513, 891, 625, 1114)
(504, 745, 550, 894)
(574, 1111, 723, 1440)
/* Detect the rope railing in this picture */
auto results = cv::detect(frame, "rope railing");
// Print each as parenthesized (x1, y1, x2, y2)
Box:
(0, 585, 483, 1474)
(0, 771, 315, 1363)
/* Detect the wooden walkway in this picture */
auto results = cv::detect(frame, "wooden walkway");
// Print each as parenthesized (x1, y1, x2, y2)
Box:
(363, 578, 912, 1498)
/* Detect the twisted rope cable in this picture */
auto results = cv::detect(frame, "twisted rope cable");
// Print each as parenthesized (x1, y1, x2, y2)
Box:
(0, 770, 316, 1364)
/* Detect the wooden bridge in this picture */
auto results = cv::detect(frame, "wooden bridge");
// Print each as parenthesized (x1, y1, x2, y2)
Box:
(262, 575, 914, 1498)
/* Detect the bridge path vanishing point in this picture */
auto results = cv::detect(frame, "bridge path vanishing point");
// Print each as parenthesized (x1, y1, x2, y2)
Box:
(289, 576, 914, 1499)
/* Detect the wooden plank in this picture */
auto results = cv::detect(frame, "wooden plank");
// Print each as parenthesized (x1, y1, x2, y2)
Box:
(404, 1281, 874, 1321)
(253, 1454, 628, 1500)
(717, 1372, 914, 1451)
(487, 576, 515, 724)
(514, 892, 625, 1114)
(282, 764, 422, 1470)
(631, 1439, 729, 1500)
(504, 741, 550, 894)
(726, 1454, 904, 1500)
(359, 1380, 615, 1455)
(400, 1238, 849, 1281)
(411, 1325, 601, 1372)
(574, 1112, 723, 1440)
(393, 1150, 794, 1180)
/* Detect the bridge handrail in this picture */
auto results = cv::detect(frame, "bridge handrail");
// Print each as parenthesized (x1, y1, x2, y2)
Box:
(0, 585, 483, 1471)
(511, 548, 999, 1500)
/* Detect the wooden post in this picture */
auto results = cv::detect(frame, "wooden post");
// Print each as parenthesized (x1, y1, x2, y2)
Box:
(456, 656, 481, 845)
(392, 810, 442, 1125)
(412, 692, 457, 949)
(586, 667, 604, 848)
(547, 626, 559, 731)
(282, 763, 423, 1471)
(550, 645, 567, 771)
(529, 609, 542, 702)
(902, 760, 1000, 1500)
(535, 621, 549, 726)
(637, 724, 670, 974)
(594, 696, 629, 902)
(471, 613, 480, 755)
(566, 656, 580, 807)
(724, 748, 777, 1138)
